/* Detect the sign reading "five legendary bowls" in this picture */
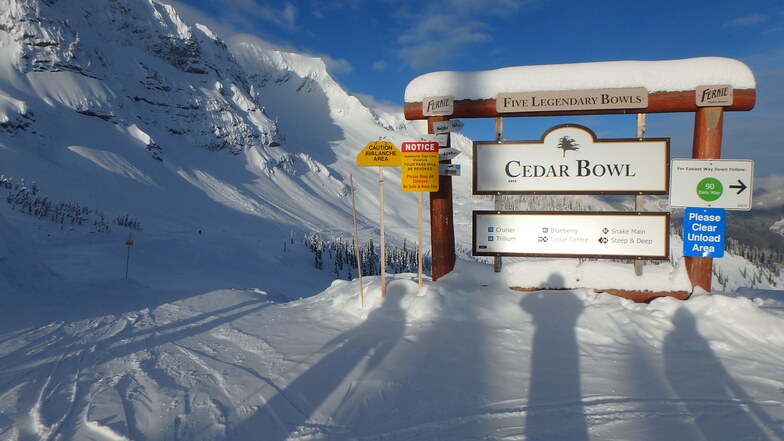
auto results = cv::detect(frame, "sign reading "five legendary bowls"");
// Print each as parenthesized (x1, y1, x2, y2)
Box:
(473, 124, 669, 195)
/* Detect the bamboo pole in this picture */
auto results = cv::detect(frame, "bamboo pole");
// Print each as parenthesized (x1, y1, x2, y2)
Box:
(349, 174, 364, 307)
(379, 167, 387, 297)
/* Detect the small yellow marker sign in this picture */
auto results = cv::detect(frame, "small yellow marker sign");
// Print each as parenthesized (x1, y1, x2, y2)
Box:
(357, 140, 401, 167)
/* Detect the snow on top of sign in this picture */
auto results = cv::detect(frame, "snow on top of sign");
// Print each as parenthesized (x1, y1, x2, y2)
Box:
(404, 57, 755, 102)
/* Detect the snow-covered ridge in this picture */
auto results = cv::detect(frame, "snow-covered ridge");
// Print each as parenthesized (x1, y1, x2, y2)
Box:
(0, 0, 281, 154)
(0, 0, 425, 240)
(405, 57, 756, 102)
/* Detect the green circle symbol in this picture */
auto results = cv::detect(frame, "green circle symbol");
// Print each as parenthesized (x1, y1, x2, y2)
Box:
(697, 177, 723, 202)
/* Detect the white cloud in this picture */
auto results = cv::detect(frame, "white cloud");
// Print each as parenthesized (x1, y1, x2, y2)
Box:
(726, 13, 768, 27)
(352, 92, 403, 115)
(321, 55, 353, 75)
(391, 0, 535, 70)
(279, 3, 298, 30)
(372, 60, 388, 71)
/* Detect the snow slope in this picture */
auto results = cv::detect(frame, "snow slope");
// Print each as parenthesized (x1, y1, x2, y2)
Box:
(2, 253, 784, 440)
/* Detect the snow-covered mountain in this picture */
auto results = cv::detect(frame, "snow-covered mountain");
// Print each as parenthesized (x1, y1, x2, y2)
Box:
(0, 0, 428, 238)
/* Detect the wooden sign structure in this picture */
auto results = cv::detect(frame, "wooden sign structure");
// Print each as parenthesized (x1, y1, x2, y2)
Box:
(357, 140, 402, 298)
(403, 57, 756, 299)
(401, 141, 440, 288)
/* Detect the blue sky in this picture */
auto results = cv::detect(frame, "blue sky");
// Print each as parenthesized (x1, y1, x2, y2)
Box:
(171, 0, 784, 182)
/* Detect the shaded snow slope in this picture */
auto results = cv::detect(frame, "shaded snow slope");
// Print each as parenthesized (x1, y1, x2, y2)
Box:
(1, 259, 783, 440)
(0, 0, 425, 248)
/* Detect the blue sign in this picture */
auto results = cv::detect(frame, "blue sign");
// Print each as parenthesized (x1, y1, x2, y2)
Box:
(683, 207, 725, 258)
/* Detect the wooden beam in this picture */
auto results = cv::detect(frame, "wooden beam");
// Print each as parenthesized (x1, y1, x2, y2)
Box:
(684, 106, 724, 293)
(405, 89, 755, 120)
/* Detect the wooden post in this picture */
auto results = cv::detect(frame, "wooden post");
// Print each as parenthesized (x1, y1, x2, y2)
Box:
(428, 116, 456, 280)
(124, 232, 133, 278)
(493, 117, 503, 273)
(685, 106, 724, 292)
(417, 192, 423, 288)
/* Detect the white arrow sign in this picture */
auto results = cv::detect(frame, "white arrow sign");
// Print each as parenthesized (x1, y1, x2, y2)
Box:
(438, 147, 462, 161)
(419, 134, 448, 146)
(670, 159, 754, 210)
(439, 164, 461, 176)
(431, 119, 464, 134)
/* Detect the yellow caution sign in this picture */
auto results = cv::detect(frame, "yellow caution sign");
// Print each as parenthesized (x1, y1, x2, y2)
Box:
(356, 140, 401, 167)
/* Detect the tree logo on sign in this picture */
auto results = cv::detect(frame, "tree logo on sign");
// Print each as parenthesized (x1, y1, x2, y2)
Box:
(556, 135, 580, 157)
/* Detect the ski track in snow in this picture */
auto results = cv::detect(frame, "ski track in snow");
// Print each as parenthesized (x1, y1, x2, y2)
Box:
(3, 283, 784, 440)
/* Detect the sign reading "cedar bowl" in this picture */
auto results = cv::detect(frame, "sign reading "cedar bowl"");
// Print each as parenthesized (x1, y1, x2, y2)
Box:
(473, 124, 669, 195)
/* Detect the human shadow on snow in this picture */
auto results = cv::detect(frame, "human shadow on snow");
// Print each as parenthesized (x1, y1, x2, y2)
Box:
(519, 275, 590, 441)
(664, 307, 784, 441)
(232, 283, 406, 440)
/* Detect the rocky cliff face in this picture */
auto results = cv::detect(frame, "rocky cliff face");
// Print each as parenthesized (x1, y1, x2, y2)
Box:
(0, 0, 281, 157)
(0, 0, 423, 237)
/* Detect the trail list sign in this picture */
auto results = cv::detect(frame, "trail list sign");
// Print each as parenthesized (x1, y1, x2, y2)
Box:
(474, 124, 669, 195)
(401, 141, 439, 192)
(496, 87, 648, 113)
(356, 140, 401, 167)
(473, 211, 669, 259)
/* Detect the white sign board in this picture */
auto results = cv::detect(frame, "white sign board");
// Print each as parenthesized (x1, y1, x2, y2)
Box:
(438, 147, 461, 161)
(473, 211, 670, 259)
(422, 96, 454, 116)
(439, 164, 461, 176)
(496, 87, 648, 113)
(431, 119, 464, 134)
(420, 134, 448, 146)
(670, 159, 753, 210)
(474, 125, 669, 195)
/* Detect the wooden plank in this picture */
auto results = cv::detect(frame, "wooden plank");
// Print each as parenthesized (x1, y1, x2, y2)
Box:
(405, 89, 755, 120)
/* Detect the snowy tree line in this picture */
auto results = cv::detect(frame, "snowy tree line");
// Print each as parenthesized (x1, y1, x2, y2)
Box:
(304, 232, 430, 280)
(1, 176, 142, 232)
(671, 222, 782, 275)
(497, 194, 609, 212)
